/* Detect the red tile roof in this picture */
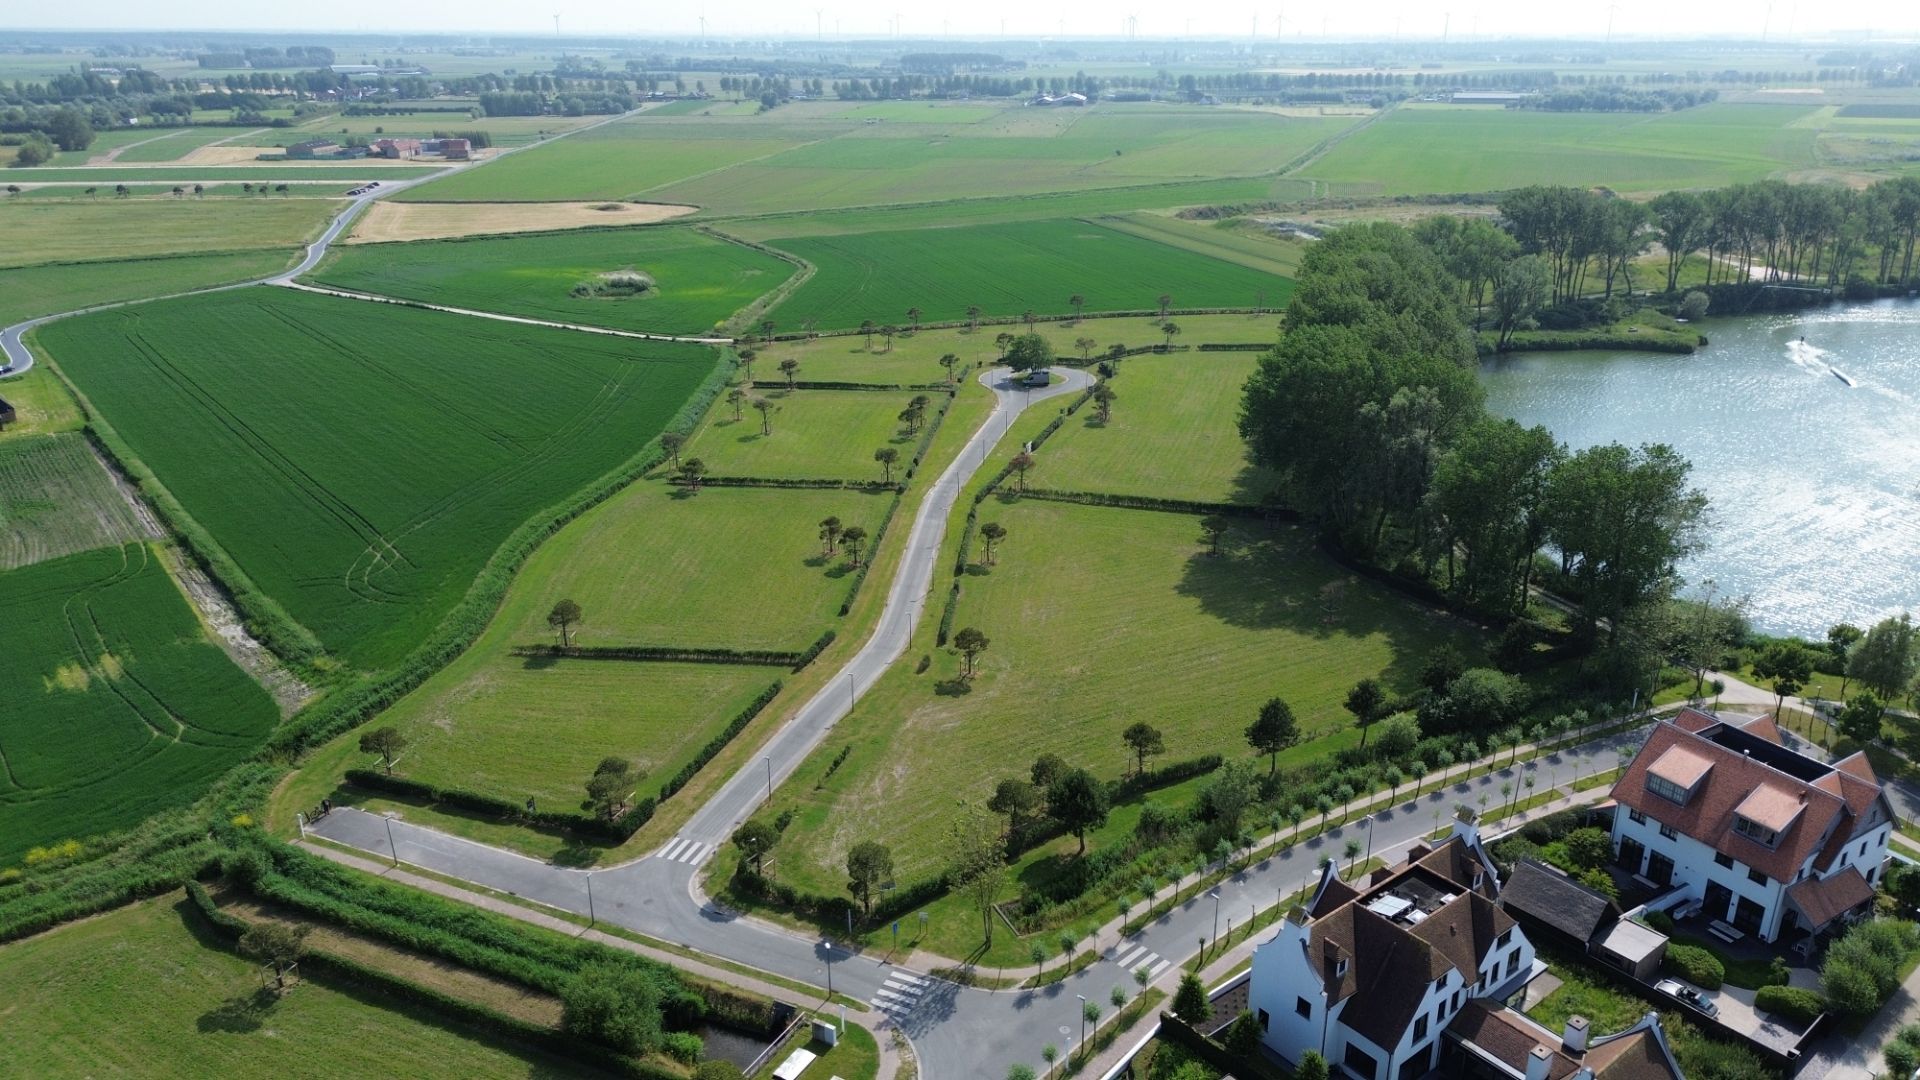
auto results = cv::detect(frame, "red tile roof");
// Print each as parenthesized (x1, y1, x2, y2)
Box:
(1787, 868, 1875, 929)
(1449, 1001, 1681, 1080)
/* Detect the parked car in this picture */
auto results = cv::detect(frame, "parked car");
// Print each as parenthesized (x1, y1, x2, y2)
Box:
(1654, 978, 1718, 1017)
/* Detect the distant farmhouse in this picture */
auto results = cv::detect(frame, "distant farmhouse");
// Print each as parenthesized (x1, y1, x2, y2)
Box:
(285, 139, 344, 160)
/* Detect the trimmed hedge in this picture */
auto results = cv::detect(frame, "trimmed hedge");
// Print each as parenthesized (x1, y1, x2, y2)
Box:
(343, 768, 648, 840)
(1017, 489, 1269, 517)
(657, 681, 783, 803)
(674, 475, 902, 492)
(791, 629, 836, 672)
(784, 380, 950, 392)
(1195, 342, 1270, 351)
(1754, 984, 1824, 1026)
(511, 644, 800, 667)
(1663, 943, 1726, 990)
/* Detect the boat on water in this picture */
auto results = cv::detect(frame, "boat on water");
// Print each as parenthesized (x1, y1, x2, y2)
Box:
(1831, 367, 1857, 387)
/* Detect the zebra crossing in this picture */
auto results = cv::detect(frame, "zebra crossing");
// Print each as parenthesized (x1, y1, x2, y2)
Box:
(1111, 941, 1171, 981)
(869, 968, 930, 1021)
(654, 836, 711, 865)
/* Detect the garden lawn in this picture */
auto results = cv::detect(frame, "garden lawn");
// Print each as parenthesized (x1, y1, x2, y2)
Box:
(1299, 102, 1821, 196)
(1037, 351, 1276, 504)
(0, 894, 594, 1078)
(310, 226, 794, 335)
(685, 387, 928, 482)
(764, 218, 1290, 330)
(0, 250, 296, 326)
(0, 190, 334, 265)
(35, 287, 718, 670)
(758, 312, 1284, 384)
(0, 433, 149, 570)
(361, 657, 779, 813)
(751, 1017, 879, 1080)
(0, 544, 279, 865)
(508, 481, 893, 652)
(771, 499, 1484, 893)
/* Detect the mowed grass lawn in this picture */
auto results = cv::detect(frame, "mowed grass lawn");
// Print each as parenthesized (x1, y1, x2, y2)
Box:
(774, 500, 1483, 890)
(1038, 352, 1275, 504)
(310, 226, 795, 335)
(686, 387, 928, 482)
(761, 312, 1285, 384)
(0, 544, 278, 865)
(509, 481, 893, 651)
(36, 287, 718, 670)
(0, 895, 591, 1078)
(0, 195, 339, 268)
(764, 218, 1291, 330)
(1301, 102, 1820, 195)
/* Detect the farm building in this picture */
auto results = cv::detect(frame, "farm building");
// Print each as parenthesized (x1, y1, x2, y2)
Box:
(439, 138, 472, 160)
(1449, 90, 1534, 105)
(371, 137, 422, 159)
(286, 139, 343, 159)
(0, 395, 14, 430)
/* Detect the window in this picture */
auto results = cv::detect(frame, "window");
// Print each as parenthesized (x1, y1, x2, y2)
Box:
(1454, 990, 1464, 1011)
(1733, 815, 1780, 848)
(1507, 950, 1520, 977)
(1647, 774, 1692, 804)
(1258, 1008, 1270, 1032)
(1659, 824, 1678, 841)
(1497, 929, 1513, 948)
(1415, 1015, 1429, 1041)
(1628, 807, 1647, 825)
(1748, 867, 1767, 886)
(1336, 958, 1349, 978)
(1296, 997, 1312, 1019)
(1714, 852, 1735, 869)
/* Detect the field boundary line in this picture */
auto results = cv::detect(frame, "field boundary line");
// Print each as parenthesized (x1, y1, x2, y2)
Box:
(273, 280, 735, 344)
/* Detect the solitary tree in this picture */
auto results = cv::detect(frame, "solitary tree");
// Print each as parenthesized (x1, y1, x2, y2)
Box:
(947, 800, 1006, 944)
(736, 348, 757, 383)
(994, 331, 1016, 357)
(988, 777, 1039, 835)
(732, 819, 778, 874)
(880, 324, 898, 352)
(1069, 294, 1086, 322)
(1009, 451, 1036, 493)
(751, 396, 777, 436)
(585, 758, 634, 820)
(1345, 678, 1390, 753)
(1850, 614, 1918, 701)
(1343, 837, 1364, 878)
(1122, 722, 1165, 775)
(874, 446, 899, 483)
(909, 394, 931, 430)
(1075, 336, 1097, 361)
(979, 521, 1008, 565)
(940, 353, 960, 383)
(840, 525, 869, 567)
(678, 457, 707, 491)
(1021, 309, 1037, 332)
(1246, 696, 1300, 775)
(966, 305, 982, 333)
(359, 727, 408, 775)
(1003, 333, 1055, 374)
(906, 306, 922, 330)
(778, 357, 800, 388)
(727, 387, 746, 421)
(1752, 640, 1815, 720)
(1159, 320, 1181, 348)
(547, 599, 584, 648)
(193, 183, 204, 197)
(240, 922, 310, 993)
(819, 516, 843, 556)
(1199, 514, 1229, 556)
(861, 319, 877, 350)
(846, 840, 894, 919)
(660, 431, 686, 469)
(1047, 768, 1110, 854)
(953, 626, 990, 678)
(1838, 692, 1886, 745)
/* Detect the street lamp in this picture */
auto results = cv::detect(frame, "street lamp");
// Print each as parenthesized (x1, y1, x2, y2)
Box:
(1076, 995, 1087, 1058)
(1208, 889, 1222, 950)
(1361, 814, 1375, 868)
(823, 939, 835, 997)
(383, 813, 398, 867)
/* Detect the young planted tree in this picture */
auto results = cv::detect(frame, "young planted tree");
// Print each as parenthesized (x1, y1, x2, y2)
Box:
(1122, 722, 1165, 775)
(678, 457, 707, 491)
(846, 840, 894, 920)
(874, 446, 899, 483)
(840, 525, 869, 567)
(994, 332, 1016, 358)
(359, 727, 408, 775)
(1246, 696, 1300, 774)
(586, 758, 635, 820)
(906, 306, 922, 330)
(778, 358, 799, 388)
(1159, 320, 1181, 348)
(1344, 678, 1390, 753)
(731, 819, 778, 874)
(751, 396, 777, 436)
(966, 304, 982, 333)
(979, 521, 1008, 565)
(1047, 768, 1110, 855)
(819, 516, 843, 556)
(736, 348, 757, 384)
(940, 353, 960, 383)
(947, 801, 1007, 944)
(1156, 293, 1173, 318)
(1009, 451, 1036, 493)
(953, 626, 990, 678)
(861, 319, 877, 350)
(1090, 383, 1117, 424)
(1069, 294, 1085, 322)
(240, 922, 310, 993)
(1021, 309, 1037, 332)
(1199, 514, 1228, 556)
(1075, 337, 1097, 361)
(1171, 972, 1210, 1023)
(987, 777, 1039, 836)
(1342, 837, 1364, 877)
(547, 598, 584, 648)
(726, 387, 747, 421)
(1752, 640, 1816, 719)
(880, 324, 898, 352)
(660, 431, 686, 470)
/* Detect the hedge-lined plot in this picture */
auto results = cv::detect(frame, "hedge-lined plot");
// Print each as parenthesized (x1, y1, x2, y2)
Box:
(0, 544, 278, 865)
(0, 433, 150, 570)
(35, 287, 718, 670)
(511, 482, 893, 652)
(684, 387, 928, 482)
(764, 218, 1290, 330)
(1036, 352, 1277, 505)
(311, 226, 795, 335)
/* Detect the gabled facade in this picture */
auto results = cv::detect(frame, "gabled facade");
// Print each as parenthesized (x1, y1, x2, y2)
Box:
(1608, 709, 1893, 943)
(1248, 812, 1536, 1080)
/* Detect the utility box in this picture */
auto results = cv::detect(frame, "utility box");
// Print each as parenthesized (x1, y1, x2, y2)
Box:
(811, 1018, 838, 1047)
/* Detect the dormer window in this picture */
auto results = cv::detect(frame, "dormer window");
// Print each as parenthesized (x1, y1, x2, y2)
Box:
(1335, 958, 1349, 978)
(1645, 745, 1714, 805)
(1732, 815, 1781, 849)
(1646, 773, 1692, 804)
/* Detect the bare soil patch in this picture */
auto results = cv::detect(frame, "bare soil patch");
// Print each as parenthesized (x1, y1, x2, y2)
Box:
(346, 200, 698, 243)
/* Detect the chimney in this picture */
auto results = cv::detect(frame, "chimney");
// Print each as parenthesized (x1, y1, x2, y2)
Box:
(1407, 842, 1432, 861)
(1526, 1045, 1554, 1080)
(1563, 1015, 1590, 1055)
(1452, 805, 1482, 848)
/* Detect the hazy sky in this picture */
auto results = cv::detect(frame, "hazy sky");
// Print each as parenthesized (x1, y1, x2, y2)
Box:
(12, 1, 1918, 43)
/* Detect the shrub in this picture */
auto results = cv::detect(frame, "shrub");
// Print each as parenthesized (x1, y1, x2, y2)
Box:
(1562, 828, 1613, 871)
(1663, 944, 1725, 989)
(561, 961, 666, 1054)
(1578, 867, 1619, 902)
(661, 1031, 704, 1065)
(1644, 909, 1676, 934)
(1753, 985, 1824, 1026)
(1886, 1024, 1920, 1078)
(1678, 291, 1710, 320)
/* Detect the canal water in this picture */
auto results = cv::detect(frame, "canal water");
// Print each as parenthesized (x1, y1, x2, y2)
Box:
(1480, 298, 1920, 637)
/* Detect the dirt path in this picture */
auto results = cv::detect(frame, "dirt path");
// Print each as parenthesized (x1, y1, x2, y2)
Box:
(86, 129, 190, 164)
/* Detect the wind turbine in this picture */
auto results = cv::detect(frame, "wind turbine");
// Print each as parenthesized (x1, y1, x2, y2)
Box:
(1128, 14, 1138, 39)
(1443, 11, 1450, 42)
(551, 13, 560, 36)
(1276, 9, 1284, 39)
(814, 9, 822, 39)
(1604, 4, 1620, 45)
(698, 14, 707, 42)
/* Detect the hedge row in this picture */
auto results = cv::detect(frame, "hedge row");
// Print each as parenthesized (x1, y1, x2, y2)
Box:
(657, 680, 784, 804)
(511, 643, 800, 668)
(1016, 488, 1270, 518)
(674, 475, 903, 492)
(834, 386, 957, 617)
(790, 629, 837, 672)
(343, 767, 648, 840)
(269, 351, 737, 759)
(784, 380, 950, 392)
(758, 307, 1282, 342)
(1484, 332, 1700, 356)
(730, 865, 948, 931)
(1195, 342, 1270, 352)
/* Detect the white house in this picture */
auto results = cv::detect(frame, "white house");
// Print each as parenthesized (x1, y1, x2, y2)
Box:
(1608, 709, 1892, 946)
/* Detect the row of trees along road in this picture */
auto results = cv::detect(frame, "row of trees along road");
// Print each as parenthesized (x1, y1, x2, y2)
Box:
(1238, 222, 1708, 675)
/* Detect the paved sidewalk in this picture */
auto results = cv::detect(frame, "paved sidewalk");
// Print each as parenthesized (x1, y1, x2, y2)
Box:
(1798, 961, 1920, 1080)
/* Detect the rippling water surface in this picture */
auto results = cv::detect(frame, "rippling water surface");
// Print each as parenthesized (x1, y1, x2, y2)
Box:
(1480, 298, 1920, 636)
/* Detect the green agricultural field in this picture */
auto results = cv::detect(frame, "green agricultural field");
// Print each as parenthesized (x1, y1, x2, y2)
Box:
(1299, 103, 1822, 196)
(35, 287, 718, 670)
(360, 655, 780, 813)
(0, 249, 296, 327)
(0, 197, 340, 269)
(0, 433, 150, 570)
(1037, 352, 1276, 504)
(110, 128, 269, 162)
(310, 226, 794, 335)
(1094, 212, 1308, 279)
(2, 166, 444, 183)
(511, 481, 894, 652)
(684, 387, 928, 482)
(772, 500, 1484, 890)
(0, 544, 279, 865)
(757, 312, 1284, 384)
(764, 218, 1290, 330)
(0, 895, 590, 1078)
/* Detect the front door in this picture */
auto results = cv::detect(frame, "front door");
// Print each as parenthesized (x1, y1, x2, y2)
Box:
(1618, 837, 1646, 874)
(1734, 896, 1766, 935)
(1705, 881, 1734, 922)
